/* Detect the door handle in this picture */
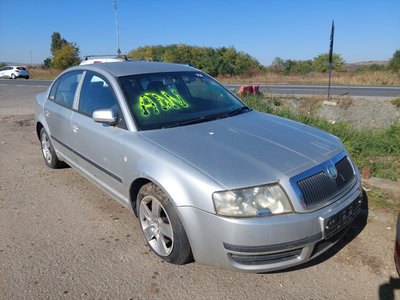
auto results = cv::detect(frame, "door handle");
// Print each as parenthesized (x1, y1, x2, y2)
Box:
(45, 110, 50, 117)
(72, 124, 79, 133)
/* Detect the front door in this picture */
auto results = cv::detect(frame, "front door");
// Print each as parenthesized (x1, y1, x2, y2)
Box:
(71, 71, 127, 202)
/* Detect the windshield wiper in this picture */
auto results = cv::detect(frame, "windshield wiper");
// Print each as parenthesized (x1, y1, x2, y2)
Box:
(226, 106, 251, 117)
(163, 106, 251, 129)
(164, 113, 225, 128)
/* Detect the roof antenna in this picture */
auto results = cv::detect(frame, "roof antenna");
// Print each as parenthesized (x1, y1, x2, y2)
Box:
(113, 0, 121, 57)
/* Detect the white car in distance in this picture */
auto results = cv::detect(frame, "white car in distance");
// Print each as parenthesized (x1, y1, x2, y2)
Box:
(0, 66, 30, 79)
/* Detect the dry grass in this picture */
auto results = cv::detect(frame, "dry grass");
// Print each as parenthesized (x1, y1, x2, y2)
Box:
(392, 96, 400, 107)
(28, 67, 62, 80)
(217, 71, 400, 86)
(364, 184, 400, 212)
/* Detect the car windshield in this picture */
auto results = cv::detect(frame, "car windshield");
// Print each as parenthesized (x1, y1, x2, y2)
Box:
(119, 71, 249, 130)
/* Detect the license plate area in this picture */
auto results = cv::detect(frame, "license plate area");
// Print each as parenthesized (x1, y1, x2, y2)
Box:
(323, 197, 362, 239)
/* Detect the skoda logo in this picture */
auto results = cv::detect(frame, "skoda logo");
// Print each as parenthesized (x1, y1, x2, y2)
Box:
(327, 165, 338, 180)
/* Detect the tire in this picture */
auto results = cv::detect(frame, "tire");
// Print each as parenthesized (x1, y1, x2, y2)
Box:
(40, 128, 63, 169)
(25, 76, 29, 80)
(137, 183, 193, 265)
(11, 74, 16, 79)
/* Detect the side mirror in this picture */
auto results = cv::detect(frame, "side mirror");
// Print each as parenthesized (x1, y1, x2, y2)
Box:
(92, 109, 118, 125)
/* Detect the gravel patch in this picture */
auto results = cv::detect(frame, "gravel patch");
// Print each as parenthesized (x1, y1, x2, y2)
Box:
(279, 97, 399, 130)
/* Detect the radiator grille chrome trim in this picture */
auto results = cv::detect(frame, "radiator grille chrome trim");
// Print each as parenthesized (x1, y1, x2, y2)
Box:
(290, 152, 356, 210)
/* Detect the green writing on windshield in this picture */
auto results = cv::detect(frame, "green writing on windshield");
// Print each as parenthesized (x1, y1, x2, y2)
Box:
(138, 90, 189, 117)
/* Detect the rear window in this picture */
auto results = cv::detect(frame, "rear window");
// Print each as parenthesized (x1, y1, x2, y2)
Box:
(16, 67, 26, 70)
(53, 71, 83, 108)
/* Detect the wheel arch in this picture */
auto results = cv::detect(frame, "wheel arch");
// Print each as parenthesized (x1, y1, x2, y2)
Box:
(36, 122, 44, 140)
(133, 179, 194, 264)
(129, 177, 151, 216)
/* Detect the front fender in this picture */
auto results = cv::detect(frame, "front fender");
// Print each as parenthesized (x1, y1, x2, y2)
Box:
(123, 136, 221, 214)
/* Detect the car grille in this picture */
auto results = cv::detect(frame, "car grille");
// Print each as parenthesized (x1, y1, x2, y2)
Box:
(296, 156, 355, 208)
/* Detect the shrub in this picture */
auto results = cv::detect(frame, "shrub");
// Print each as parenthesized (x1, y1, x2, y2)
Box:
(312, 53, 346, 73)
(128, 44, 263, 76)
(388, 50, 400, 72)
(354, 64, 385, 73)
(392, 96, 400, 108)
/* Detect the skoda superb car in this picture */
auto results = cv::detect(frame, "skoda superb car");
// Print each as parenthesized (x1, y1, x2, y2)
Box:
(35, 61, 362, 272)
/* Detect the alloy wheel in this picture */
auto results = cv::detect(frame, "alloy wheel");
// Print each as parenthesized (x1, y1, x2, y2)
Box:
(41, 133, 52, 164)
(139, 195, 174, 256)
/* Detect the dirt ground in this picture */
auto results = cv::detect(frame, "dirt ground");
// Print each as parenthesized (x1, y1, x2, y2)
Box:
(277, 97, 400, 130)
(0, 83, 399, 299)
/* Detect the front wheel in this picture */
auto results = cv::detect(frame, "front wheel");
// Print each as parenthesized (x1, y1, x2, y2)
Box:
(137, 183, 193, 265)
(40, 128, 63, 169)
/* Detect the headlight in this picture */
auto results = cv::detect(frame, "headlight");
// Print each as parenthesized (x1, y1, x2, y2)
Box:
(212, 184, 293, 217)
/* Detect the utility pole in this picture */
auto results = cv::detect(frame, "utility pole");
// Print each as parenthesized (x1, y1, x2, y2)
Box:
(29, 49, 33, 65)
(327, 20, 334, 100)
(113, 0, 121, 56)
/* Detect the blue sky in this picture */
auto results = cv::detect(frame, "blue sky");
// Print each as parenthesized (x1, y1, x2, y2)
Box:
(0, 0, 399, 65)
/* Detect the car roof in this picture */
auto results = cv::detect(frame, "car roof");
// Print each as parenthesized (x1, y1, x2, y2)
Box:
(70, 60, 197, 77)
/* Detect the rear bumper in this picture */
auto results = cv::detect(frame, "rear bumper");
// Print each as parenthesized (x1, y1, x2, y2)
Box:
(178, 180, 362, 272)
(16, 73, 29, 78)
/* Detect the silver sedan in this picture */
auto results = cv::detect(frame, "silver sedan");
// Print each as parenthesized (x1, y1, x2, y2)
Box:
(35, 61, 362, 272)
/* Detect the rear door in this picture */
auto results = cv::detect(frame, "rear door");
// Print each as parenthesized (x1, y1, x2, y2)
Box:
(44, 71, 83, 160)
(71, 71, 127, 201)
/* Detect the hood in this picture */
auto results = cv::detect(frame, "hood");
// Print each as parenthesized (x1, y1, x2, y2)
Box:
(140, 111, 343, 189)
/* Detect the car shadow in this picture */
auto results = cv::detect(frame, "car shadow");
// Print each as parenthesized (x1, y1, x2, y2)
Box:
(379, 277, 400, 300)
(58, 161, 71, 169)
(267, 190, 369, 274)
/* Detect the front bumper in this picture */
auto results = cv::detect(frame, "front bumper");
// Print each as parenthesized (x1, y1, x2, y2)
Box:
(178, 180, 362, 272)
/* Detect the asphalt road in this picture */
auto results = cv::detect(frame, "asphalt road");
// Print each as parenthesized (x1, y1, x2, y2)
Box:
(1, 79, 399, 98)
(0, 83, 399, 299)
(225, 83, 400, 98)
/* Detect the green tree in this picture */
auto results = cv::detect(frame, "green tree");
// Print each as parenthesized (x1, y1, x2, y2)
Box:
(41, 57, 53, 69)
(43, 32, 80, 69)
(312, 53, 345, 72)
(290, 60, 313, 74)
(270, 57, 285, 74)
(164, 44, 192, 64)
(51, 32, 67, 56)
(128, 44, 263, 76)
(128, 45, 167, 61)
(231, 50, 262, 75)
(216, 47, 235, 74)
(52, 43, 80, 69)
(388, 50, 400, 72)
